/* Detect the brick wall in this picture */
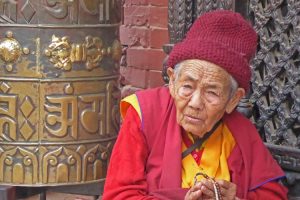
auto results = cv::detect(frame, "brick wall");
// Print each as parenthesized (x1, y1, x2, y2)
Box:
(120, 0, 169, 97)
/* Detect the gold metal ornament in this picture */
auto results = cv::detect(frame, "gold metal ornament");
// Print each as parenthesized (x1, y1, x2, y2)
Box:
(0, 0, 121, 187)
(0, 31, 22, 71)
(45, 35, 122, 71)
(44, 35, 72, 71)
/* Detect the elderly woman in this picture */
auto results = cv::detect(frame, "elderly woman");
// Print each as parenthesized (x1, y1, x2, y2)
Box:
(103, 10, 288, 200)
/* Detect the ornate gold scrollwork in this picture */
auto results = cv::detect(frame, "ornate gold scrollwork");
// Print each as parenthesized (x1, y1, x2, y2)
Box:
(0, 147, 38, 184)
(0, 0, 120, 186)
(44, 35, 72, 71)
(44, 95, 78, 139)
(0, 31, 24, 72)
(0, 93, 17, 141)
(45, 35, 122, 71)
(42, 147, 81, 183)
(84, 36, 103, 70)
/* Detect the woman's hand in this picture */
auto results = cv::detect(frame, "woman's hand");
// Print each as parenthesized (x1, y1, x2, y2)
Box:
(184, 183, 203, 200)
(196, 179, 237, 200)
(217, 179, 237, 200)
(185, 179, 238, 200)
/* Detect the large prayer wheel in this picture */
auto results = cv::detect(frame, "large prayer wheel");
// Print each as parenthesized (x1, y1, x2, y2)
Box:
(0, 0, 121, 186)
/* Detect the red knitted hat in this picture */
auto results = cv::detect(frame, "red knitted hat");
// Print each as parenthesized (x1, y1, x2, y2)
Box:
(168, 10, 258, 92)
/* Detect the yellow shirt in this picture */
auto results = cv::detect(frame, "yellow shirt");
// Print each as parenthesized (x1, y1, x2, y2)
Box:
(182, 123, 236, 188)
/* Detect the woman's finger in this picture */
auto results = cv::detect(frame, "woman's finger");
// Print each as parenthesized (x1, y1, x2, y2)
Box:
(200, 184, 215, 197)
(187, 189, 202, 200)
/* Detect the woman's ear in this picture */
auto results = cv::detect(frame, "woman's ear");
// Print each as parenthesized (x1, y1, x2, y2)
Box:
(167, 67, 175, 97)
(225, 88, 245, 114)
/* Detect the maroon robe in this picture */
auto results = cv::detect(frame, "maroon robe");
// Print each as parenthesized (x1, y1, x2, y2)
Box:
(103, 87, 287, 200)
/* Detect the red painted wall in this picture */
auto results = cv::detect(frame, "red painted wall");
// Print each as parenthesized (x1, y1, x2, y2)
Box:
(120, 0, 169, 97)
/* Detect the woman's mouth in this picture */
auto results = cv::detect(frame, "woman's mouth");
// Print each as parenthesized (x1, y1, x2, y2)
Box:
(184, 115, 203, 124)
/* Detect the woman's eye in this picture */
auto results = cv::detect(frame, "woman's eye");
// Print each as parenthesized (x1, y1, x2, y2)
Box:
(183, 84, 193, 89)
(178, 84, 194, 97)
(207, 91, 219, 96)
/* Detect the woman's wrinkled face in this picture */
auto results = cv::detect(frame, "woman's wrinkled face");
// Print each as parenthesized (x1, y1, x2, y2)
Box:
(168, 60, 243, 137)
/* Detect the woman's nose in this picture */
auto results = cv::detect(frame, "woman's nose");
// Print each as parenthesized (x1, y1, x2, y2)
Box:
(188, 90, 204, 110)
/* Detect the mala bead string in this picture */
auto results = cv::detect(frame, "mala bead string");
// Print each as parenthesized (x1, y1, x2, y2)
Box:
(194, 172, 223, 200)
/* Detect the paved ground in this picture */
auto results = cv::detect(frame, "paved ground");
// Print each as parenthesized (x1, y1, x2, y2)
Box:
(18, 192, 97, 200)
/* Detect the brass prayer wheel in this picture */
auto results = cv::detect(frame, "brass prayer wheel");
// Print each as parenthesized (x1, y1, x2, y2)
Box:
(0, 0, 121, 186)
